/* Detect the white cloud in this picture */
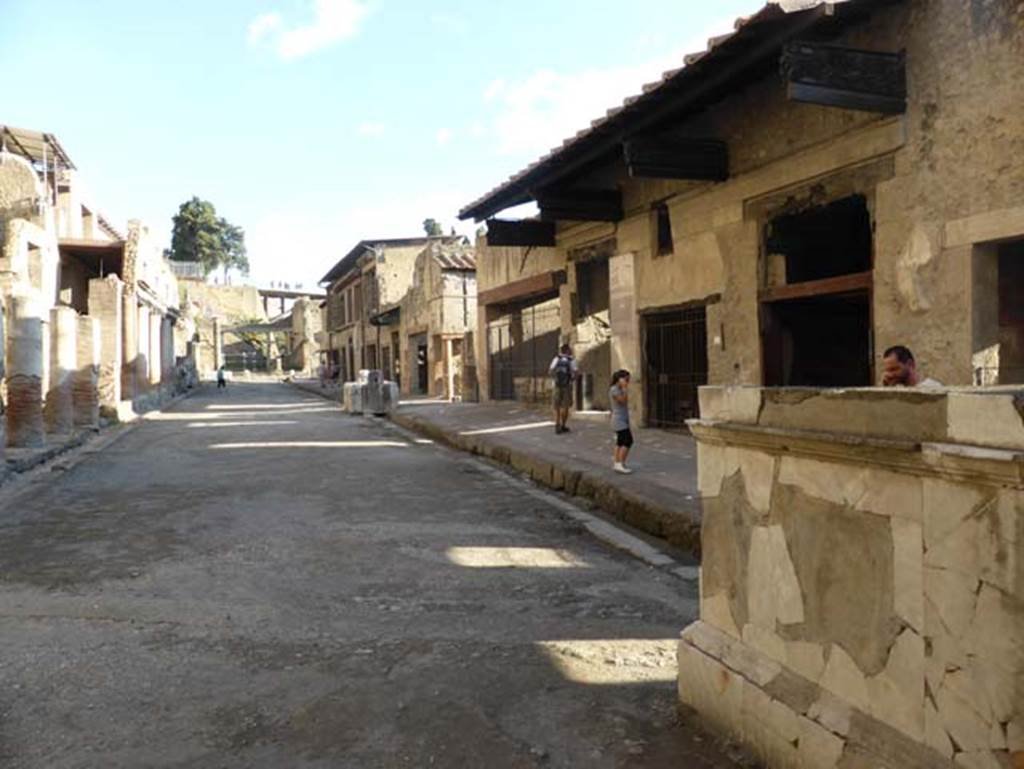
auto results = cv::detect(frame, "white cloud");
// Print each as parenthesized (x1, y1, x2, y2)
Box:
(247, 12, 282, 45)
(357, 121, 387, 137)
(247, 0, 369, 60)
(436, 127, 453, 146)
(480, 14, 742, 158)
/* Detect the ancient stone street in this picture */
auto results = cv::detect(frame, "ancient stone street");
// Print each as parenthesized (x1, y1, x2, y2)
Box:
(0, 383, 745, 769)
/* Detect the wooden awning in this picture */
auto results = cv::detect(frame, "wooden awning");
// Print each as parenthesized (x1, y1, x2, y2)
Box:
(477, 269, 566, 307)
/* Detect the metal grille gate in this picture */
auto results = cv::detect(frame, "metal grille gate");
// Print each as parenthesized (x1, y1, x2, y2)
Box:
(643, 307, 709, 429)
(487, 302, 561, 402)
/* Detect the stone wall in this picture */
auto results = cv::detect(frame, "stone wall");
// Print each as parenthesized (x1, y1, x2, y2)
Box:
(679, 385, 1023, 769)
(474, 1, 1024, 418)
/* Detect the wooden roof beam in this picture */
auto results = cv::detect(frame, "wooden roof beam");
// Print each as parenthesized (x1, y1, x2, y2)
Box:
(485, 219, 557, 248)
(535, 189, 623, 223)
(623, 134, 729, 181)
(781, 41, 906, 115)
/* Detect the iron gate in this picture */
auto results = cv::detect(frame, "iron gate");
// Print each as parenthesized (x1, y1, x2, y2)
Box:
(643, 307, 708, 429)
(487, 302, 561, 402)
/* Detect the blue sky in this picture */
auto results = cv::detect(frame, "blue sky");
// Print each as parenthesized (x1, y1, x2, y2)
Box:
(1, 0, 760, 288)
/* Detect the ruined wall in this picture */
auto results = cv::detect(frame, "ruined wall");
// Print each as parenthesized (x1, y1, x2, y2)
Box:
(475, 239, 562, 294)
(681, 385, 1023, 769)
(180, 281, 265, 324)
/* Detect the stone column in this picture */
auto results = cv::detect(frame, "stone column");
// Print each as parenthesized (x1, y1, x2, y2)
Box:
(44, 306, 77, 435)
(213, 318, 223, 371)
(121, 291, 138, 400)
(5, 296, 45, 448)
(73, 315, 100, 429)
(149, 311, 162, 387)
(446, 337, 455, 401)
(88, 276, 123, 410)
(161, 316, 175, 385)
(136, 304, 150, 390)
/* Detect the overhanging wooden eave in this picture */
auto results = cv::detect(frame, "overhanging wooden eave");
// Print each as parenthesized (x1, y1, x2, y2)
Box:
(477, 270, 566, 308)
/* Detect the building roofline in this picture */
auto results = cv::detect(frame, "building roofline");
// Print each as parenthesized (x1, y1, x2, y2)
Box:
(458, 0, 897, 222)
(318, 236, 465, 285)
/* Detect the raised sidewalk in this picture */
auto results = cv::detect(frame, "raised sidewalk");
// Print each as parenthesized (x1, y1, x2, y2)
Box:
(390, 398, 703, 555)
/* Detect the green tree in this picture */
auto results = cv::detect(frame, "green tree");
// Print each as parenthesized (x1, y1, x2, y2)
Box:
(167, 197, 249, 279)
(422, 218, 443, 237)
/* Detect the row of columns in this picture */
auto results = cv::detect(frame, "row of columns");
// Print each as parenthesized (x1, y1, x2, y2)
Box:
(4, 296, 101, 448)
(3, 276, 178, 451)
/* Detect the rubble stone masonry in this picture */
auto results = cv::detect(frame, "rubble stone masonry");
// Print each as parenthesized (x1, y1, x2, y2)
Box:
(680, 385, 1024, 768)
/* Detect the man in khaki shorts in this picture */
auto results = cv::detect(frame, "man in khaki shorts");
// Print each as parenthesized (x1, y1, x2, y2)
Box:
(549, 344, 578, 434)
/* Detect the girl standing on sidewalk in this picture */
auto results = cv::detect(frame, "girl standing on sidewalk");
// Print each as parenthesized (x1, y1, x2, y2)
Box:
(609, 370, 633, 474)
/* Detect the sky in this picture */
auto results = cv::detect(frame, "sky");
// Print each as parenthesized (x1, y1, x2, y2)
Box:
(0, 0, 762, 289)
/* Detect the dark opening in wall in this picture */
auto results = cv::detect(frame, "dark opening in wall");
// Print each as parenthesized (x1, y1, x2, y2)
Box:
(766, 195, 872, 283)
(655, 202, 674, 256)
(998, 240, 1024, 383)
(575, 257, 610, 318)
(762, 292, 872, 387)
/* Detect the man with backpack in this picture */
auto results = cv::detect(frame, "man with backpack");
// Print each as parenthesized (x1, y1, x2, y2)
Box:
(549, 343, 579, 435)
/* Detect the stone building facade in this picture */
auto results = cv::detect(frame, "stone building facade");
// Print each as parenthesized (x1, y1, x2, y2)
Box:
(461, 0, 1024, 428)
(319, 236, 464, 386)
(399, 239, 476, 399)
(0, 125, 186, 450)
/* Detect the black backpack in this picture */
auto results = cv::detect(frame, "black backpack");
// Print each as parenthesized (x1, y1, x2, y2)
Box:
(553, 355, 573, 387)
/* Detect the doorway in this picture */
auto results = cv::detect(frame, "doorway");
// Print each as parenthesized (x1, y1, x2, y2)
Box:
(410, 333, 428, 394)
(643, 306, 708, 428)
(998, 240, 1024, 383)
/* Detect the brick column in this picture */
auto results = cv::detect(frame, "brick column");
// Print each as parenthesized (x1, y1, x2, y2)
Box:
(87, 276, 123, 410)
(73, 315, 101, 429)
(5, 296, 45, 448)
(44, 306, 77, 435)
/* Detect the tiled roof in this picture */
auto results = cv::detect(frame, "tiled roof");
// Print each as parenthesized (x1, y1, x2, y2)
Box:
(458, 0, 895, 222)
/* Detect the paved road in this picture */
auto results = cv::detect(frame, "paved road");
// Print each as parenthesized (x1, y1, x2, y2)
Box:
(0, 383, 747, 768)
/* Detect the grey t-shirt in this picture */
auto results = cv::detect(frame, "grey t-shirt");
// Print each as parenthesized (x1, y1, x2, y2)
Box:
(609, 385, 630, 431)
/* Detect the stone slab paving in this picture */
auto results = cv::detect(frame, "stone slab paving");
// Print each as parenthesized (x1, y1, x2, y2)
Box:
(0, 381, 753, 768)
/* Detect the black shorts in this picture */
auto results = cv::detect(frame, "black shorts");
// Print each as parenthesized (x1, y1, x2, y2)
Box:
(615, 429, 634, 448)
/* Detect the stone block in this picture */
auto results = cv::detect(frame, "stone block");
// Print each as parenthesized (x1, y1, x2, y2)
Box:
(677, 633, 744, 738)
(747, 524, 805, 628)
(953, 750, 1009, 769)
(797, 715, 845, 769)
(923, 478, 991, 551)
(807, 691, 853, 737)
(702, 590, 740, 638)
(936, 677, 994, 752)
(925, 566, 979, 641)
(961, 586, 1023, 724)
(892, 517, 924, 633)
(785, 639, 827, 684)
(743, 622, 787, 665)
(947, 392, 1024, 451)
(820, 644, 871, 713)
(778, 456, 922, 520)
(698, 386, 763, 424)
(925, 699, 955, 759)
(866, 628, 925, 741)
(735, 447, 775, 513)
(697, 442, 727, 497)
(742, 682, 801, 769)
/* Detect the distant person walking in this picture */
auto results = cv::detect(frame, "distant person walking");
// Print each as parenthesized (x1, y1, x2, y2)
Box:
(609, 370, 633, 474)
(216, 366, 227, 390)
(549, 344, 579, 434)
(881, 345, 942, 388)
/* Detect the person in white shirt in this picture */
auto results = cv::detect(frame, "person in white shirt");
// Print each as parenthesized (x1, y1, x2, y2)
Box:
(549, 344, 579, 434)
(881, 345, 942, 388)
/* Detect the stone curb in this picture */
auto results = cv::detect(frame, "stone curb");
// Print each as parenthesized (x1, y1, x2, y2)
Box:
(389, 409, 702, 557)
